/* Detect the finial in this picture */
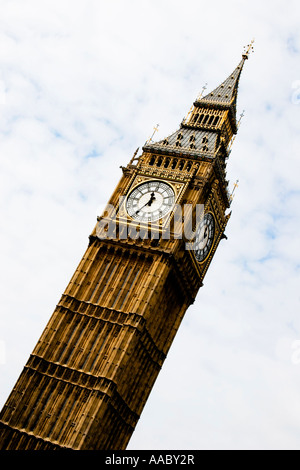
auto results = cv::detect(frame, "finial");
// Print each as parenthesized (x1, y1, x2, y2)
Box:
(229, 179, 239, 202)
(146, 124, 159, 143)
(129, 147, 140, 164)
(227, 110, 245, 154)
(242, 39, 255, 59)
(237, 110, 245, 128)
(197, 82, 208, 100)
(183, 103, 194, 124)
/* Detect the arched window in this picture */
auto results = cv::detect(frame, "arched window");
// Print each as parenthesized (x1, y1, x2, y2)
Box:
(213, 116, 219, 126)
(164, 157, 170, 168)
(192, 113, 199, 124)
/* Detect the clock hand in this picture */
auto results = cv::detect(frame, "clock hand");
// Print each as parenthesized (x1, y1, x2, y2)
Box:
(147, 192, 156, 206)
(135, 192, 156, 215)
(198, 226, 209, 244)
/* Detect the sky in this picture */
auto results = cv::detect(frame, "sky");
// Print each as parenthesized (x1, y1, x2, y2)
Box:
(0, 0, 300, 450)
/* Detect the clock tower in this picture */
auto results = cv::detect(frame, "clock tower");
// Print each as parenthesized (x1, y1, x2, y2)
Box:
(0, 45, 252, 450)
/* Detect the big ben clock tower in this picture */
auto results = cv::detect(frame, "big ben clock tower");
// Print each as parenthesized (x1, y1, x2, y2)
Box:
(0, 43, 253, 450)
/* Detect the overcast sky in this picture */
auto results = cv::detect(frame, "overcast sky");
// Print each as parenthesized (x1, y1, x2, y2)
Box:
(0, 0, 299, 450)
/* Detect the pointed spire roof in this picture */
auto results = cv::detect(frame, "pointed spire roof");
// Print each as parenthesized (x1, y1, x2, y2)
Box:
(198, 57, 245, 107)
(194, 40, 254, 129)
(143, 42, 254, 158)
(192, 57, 245, 135)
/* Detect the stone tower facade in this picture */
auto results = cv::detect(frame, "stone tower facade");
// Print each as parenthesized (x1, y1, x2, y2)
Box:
(0, 47, 251, 450)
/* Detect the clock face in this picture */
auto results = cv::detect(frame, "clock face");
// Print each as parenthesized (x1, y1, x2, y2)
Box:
(126, 180, 175, 222)
(194, 213, 215, 262)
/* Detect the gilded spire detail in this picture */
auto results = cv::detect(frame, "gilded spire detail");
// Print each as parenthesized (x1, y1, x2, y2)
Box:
(242, 39, 255, 60)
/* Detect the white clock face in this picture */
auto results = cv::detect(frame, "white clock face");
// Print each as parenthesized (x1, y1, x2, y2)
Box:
(194, 213, 215, 262)
(126, 180, 175, 222)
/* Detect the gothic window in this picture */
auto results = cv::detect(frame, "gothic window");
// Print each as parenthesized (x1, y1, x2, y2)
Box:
(179, 160, 184, 170)
(213, 116, 219, 126)
(175, 133, 183, 147)
(192, 113, 199, 124)
(198, 114, 204, 124)
(149, 156, 156, 165)
(172, 159, 178, 169)
(186, 162, 192, 171)
(164, 157, 170, 168)
(202, 145, 209, 152)
(157, 156, 163, 167)
(202, 136, 208, 143)
(203, 114, 209, 125)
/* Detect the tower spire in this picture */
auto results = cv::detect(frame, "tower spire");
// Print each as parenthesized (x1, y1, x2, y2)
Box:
(144, 45, 252, 159)
(190, 42, 253, 136)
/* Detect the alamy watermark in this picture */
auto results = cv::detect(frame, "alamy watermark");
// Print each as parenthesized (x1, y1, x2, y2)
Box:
(96, 200, 206, 250)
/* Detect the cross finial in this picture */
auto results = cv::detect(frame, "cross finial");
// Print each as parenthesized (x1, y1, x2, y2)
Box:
(242, 39, 255, 59)
(146, 124, 160, 143)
